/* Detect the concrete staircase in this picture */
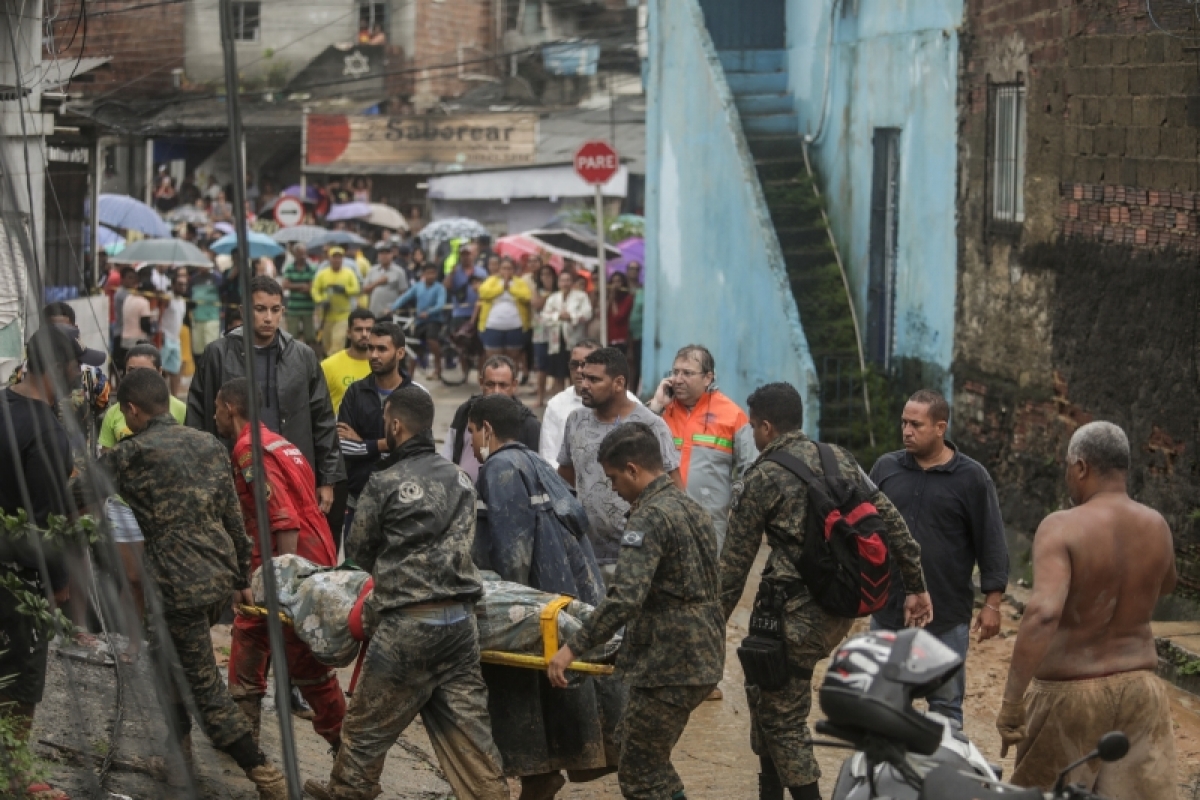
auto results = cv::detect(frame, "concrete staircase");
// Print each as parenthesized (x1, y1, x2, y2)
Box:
(718, 50, 875, 451)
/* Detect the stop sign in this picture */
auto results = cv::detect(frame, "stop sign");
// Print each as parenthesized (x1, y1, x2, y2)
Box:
(574, 140, 620, 185)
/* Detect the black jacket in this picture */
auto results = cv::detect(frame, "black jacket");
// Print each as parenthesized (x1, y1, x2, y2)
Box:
(186, 326, 345, 487)
(449, 394, 541, 465)
(337, 371, 418, 498)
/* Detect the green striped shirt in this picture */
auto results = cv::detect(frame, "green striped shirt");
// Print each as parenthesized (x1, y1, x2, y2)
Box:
(283, 262, 318, 313)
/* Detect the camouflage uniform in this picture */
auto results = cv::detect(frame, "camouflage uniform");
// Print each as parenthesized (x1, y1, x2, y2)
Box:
(567, 475, 725, 800)
(321, 435, 508, 800)
(721, 430, 927, 789)
(99, 414, 259, 757)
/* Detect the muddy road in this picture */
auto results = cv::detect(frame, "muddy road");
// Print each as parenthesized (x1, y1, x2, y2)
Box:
(31, 549, 1200, 799)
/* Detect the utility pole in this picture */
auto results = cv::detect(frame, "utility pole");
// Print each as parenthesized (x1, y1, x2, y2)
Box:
(219, 0, 303, 796)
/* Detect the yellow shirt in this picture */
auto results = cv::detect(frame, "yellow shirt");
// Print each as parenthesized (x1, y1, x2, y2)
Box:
(311, 265, 361, 322)
(321, 349, 373, 413)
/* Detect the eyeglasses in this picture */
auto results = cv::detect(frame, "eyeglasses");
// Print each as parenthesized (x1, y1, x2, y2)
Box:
(569, 360, 589, 370)
(670, 369, 704, 379)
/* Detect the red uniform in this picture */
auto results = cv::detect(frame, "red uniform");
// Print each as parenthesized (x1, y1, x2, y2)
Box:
(228, 423, 345, 745)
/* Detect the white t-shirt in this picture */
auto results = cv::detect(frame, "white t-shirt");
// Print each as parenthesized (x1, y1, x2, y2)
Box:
(160, 296, 186, 339)
(486, 291, 522, 330)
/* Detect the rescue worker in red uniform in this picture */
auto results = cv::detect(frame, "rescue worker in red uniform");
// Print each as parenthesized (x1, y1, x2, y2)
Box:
(214, 377, 347, 752)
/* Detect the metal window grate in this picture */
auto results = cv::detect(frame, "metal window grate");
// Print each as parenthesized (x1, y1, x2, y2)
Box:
(991, 84, 1026, 224)
(232, 1, 261, 42)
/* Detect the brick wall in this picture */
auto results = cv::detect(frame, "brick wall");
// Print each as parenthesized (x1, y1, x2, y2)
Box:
(410, 0, 499, 101)
(955, 0, 1200, 599)
(46, 0, 185, 96)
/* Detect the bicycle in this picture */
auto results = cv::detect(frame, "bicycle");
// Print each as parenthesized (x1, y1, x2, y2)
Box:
(391, 309, 472, 387)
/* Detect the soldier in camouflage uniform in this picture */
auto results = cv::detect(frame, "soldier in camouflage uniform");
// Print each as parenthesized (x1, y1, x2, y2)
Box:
(98, 369, 288, 799)
(305, 385, 509, 800)
(549, 422, 725, 800)
(720, 383, 932, 800)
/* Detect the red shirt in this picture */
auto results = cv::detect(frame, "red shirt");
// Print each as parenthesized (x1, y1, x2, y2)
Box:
(607, 292, 634, 344)
(232, 423, 336, 571)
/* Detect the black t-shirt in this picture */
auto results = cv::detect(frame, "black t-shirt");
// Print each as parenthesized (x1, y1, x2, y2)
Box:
(0, 389, 73, 587)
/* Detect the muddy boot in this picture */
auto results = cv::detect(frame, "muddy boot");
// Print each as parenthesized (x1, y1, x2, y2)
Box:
(304, 778, 381, 800)
(519, 771, 566, 800)
(245, 763, 288, 800)
(236, 697, 263, 744)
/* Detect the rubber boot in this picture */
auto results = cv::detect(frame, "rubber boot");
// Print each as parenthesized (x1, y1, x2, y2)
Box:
(245, 763, 289, 800)
(519, 771, 567, 800)
(166, 733, 194, 788)
(236, 697, 263, 744)
(304, 778, 381, 800)
(788, 782, 821, 800)
(759, 755, 783, 800)
(291, 685, 316, 720)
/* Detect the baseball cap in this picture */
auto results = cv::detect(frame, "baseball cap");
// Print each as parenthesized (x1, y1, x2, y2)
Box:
(56, 324, 108, 367)
(328, 246, 346, 256)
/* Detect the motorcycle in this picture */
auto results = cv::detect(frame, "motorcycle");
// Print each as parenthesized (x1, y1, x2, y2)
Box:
(826, 712, 999, 800)
(814, 629, 1129, 800)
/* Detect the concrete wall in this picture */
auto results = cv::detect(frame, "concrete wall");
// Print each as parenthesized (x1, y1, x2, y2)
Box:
(787, 0, 962, 396)
(185, 0, 361, 86)
(646, 0, 819, 434)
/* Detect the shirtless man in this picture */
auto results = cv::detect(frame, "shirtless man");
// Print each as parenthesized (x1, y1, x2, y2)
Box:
(996, 421, 1178, 798)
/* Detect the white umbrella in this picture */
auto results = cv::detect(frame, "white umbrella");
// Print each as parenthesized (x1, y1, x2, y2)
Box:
(365, 203, 409, 231)
(108, 238, 214, 268)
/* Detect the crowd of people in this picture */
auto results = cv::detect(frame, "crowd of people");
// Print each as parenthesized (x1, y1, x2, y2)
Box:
(0, 256, 1180, 800)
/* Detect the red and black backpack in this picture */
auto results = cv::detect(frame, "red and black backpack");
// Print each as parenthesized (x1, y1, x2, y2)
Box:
(766, 442, 891, 618)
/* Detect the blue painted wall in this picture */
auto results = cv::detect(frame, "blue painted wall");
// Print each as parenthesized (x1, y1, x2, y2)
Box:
(646, 0, 820, 436)
(787, 0, 962, 391)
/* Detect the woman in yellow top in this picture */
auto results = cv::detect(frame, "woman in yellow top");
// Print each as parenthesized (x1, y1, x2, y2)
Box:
(477, 256, 532, 361)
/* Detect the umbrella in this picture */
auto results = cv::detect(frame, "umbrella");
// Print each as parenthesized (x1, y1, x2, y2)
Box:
(108, 238, 214, 268)
(495, 234, 564, 270)
(213, 221, 235, 236)
(325, 202, 372, 222)
(166, 204, 210, 225)
(97, 194, 173, 238)
(310, 230, 369, 248)
(606, 237, 645, 275)
(272, 225, 329, 245)
(281, 185, 319, 203)
(364, 203, 409, 231)
(419, 217, 490, 254)
(523, 224, 622, 268)
(210, 231, 285, 260)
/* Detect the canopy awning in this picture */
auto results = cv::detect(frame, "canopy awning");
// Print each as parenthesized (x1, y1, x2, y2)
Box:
(427, 163, 627, 202)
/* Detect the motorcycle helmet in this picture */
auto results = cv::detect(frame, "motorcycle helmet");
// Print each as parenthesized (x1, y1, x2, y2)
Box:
(819, 629, 963, 756)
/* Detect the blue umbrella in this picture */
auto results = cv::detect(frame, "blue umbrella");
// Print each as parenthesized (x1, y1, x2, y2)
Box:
(96, 194, 173, 238)
(310, 230, 369, 248)
(210, 231, 285, 259)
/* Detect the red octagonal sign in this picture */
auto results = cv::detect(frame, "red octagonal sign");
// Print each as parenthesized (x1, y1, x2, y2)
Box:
(574, 140, 620, 186)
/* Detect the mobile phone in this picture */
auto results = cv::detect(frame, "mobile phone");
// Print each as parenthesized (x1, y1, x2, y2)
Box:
(663, 373, 674, 399)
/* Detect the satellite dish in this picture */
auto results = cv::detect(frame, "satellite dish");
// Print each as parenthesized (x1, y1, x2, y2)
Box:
(1147, 0, 1200, 39)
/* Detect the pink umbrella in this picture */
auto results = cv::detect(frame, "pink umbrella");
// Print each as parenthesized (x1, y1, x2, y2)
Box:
(495, 234, 564, 270)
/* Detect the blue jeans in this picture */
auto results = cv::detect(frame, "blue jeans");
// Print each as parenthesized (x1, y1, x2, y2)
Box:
(870, 618, 969, 726)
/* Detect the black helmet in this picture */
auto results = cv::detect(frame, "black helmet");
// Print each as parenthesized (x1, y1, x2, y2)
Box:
(819, 629, 963, 756)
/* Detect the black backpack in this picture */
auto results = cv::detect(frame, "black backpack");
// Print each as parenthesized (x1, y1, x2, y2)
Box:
(766, 442, 892, 618)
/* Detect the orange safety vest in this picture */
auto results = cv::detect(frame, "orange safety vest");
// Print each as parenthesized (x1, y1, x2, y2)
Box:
(661, 391, 749, 487)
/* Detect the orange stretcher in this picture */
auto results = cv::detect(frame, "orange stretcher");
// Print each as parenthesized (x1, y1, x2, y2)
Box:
(236, 593, 614, 677)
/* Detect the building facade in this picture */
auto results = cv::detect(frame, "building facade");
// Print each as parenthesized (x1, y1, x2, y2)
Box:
(954, 0, 1200, 595)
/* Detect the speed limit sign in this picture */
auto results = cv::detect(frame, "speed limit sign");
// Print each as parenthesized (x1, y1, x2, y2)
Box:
(274, 197, 305, 228)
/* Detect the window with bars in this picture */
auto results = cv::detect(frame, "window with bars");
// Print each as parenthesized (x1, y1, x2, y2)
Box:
(359, 2, 386, 34)
(990, 83, 1026, 225)
(231, 1, 260, 42)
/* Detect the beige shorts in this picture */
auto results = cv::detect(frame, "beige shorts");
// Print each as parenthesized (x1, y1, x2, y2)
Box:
(1012, 670, 1178, 799)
